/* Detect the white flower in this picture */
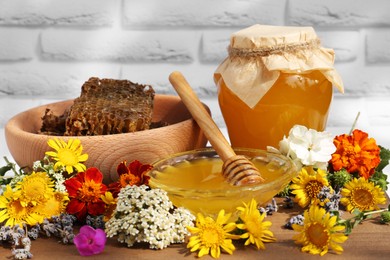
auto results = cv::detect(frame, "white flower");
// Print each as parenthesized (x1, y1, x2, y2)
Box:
(105, 185, 195, 249)
(277, 125, 336, 170)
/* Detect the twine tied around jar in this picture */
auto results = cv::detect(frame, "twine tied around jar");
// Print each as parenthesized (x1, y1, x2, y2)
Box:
(228, 39, 321, 58)
(215, 25, 344, 108)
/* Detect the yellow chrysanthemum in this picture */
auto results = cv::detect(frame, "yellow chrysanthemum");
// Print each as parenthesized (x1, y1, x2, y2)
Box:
(290, 167, 329, 208)
(15, 171, 54, 207)
(236, 199, 276, 250)
(341, 177, 386, 213)
(293, 205, 348, 256)
(0, 185, 43, 227)
(34, 192, 69, 219)
(46, 138, 88, 174)
(186, 210, 239, 258)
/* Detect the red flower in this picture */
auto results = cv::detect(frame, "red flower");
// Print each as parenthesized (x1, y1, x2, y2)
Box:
(108, 160, 152, 197)
(64, 167, 107, 221)
(330, 129, 380, 179)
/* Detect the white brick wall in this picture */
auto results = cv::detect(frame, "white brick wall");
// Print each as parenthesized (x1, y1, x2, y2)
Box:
(0, 0, 390, 132)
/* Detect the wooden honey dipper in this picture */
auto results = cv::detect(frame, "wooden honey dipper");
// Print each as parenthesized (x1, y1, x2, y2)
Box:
(169, 71, 265, 186)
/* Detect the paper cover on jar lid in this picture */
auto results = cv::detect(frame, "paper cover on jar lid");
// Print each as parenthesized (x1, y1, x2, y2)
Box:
(215, 24, 344, 109)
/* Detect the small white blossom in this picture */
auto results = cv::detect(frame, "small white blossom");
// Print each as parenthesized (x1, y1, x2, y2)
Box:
(32, 160, 42, 170)
(272, 125, 336, 170)
(105, 185, 195, 250)
(32, 156, 67, 192)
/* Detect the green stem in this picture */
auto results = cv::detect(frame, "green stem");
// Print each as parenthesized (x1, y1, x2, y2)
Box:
(3, 156, 18, 176)
(362, 209, 388, 216)
(339, 208, 388, 225)
(349, 112, 360, 135)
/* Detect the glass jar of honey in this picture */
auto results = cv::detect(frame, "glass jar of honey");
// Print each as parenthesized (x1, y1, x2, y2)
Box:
(214, 24, 344, 149)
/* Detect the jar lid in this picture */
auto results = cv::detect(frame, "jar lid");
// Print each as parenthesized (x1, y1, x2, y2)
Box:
(230, 24, 319, 50)
(215, 24, 344, 109)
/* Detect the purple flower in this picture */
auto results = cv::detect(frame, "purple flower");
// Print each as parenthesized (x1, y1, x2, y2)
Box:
(74, 225, 107, 256)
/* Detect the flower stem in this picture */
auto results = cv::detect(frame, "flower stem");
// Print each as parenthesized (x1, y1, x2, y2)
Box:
(349, 112, 360, 135)
(4, 156, 19, 176)
(339, 208, 388, 225)
(362, 209, 388, 216)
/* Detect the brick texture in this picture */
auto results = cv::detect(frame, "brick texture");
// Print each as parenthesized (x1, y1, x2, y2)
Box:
(0, 63, 121, 96)
(289, 0, 390, 26)
(201, 30, 235, 63)
(0, 0, 118, 26)
(316, 31, 360, 62)
(0, 29, 37, 61)
(0, 0, 390, 129)
(40, 30, 194, 62)
(366, 29, 390, 63)
(123, 0, 286, 27)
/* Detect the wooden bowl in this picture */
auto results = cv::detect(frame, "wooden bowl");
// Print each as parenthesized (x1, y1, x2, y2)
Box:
(5, 95, 209, 183)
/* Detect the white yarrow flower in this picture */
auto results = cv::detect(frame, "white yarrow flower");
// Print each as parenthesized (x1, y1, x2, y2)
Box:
(105, 185, 195, 250)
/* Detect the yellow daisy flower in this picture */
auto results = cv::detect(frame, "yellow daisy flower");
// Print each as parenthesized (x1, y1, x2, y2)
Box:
(290, 166, 329, 208)
(186, 210, 238, 258)
(293, 205, 348, 256)
(341, 177, 386, 213)
(46, 138, 88, 174)
(236, 199, 276, 250)
(15, 171, 54, 207)
(34, 191, 69, 219)
(0, 185, 43, 227)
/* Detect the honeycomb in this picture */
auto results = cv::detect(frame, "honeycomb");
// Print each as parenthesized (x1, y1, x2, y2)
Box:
(62, 77, 155, 136)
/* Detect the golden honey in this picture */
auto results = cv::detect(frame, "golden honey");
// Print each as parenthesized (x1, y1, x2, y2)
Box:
(215, 70, 333, 149)
(152, 157, 285, 190)
(214, 24, 343, 150)
(148, 150, 296, 217)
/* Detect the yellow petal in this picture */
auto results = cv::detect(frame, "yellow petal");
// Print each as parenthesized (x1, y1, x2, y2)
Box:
(47, 138, 60, 151)
(220, 241, 235, 255)
(45, 151, 58, 158)
(198, 247, 210, 258)
(210, 246, 220, 258)
(330, 242, 344, 254)
(65, 165, 74, 174)
(187, 238, 201, 249)
(187, 226, 200, 234)
(78, 153, 89, 162)
(223, 222, 236, 232)
(188, 242, 200, 252)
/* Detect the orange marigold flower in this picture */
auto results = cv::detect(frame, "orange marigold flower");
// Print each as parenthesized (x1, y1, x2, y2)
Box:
(64, 167, 107, 221)
(330, 129, 380, 179)
(108, 160, 152, 197)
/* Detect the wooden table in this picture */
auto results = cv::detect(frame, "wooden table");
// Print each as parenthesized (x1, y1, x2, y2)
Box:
(1, 199, 389, 259)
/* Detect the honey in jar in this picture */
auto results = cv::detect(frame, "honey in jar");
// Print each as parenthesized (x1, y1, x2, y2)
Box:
(214, 25, 344, 149)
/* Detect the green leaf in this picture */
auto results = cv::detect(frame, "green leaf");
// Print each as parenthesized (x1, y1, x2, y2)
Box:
(377, 146, 390, 172)
(370, 170, 389, 191)
(330, 210, 340, 219)
(0, 165, 13, 176)
(343, 221, 353, 235)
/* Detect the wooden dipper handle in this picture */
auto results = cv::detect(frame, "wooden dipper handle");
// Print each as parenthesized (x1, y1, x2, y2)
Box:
(169, 71, 236, 162)
(169, 71, 264, 185)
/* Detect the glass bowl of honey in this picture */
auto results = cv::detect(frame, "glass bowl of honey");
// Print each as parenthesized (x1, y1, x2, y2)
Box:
(148, 148, 297, 217)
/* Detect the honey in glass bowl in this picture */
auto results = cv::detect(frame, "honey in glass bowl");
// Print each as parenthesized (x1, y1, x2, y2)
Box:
(214, 24, 344, 149)
(148, 148, 297, 218)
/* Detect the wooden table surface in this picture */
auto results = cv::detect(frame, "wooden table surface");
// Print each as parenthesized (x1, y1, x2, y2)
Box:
(1, 198, 389, 260)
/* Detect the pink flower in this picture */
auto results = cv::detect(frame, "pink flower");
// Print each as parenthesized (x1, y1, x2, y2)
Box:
(74, 225, 107, 256)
